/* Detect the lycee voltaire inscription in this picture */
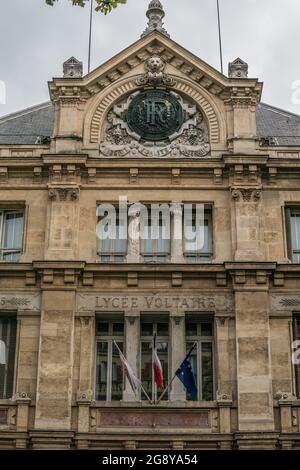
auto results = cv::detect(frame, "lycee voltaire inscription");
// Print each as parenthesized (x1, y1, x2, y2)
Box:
(77, 293, 232, 312)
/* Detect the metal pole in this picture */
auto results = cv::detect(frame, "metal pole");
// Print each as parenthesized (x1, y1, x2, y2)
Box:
(216, 0, 224, 74)
(88, 0, 94, 73)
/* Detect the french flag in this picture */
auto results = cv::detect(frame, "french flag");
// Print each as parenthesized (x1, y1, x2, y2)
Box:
(153, 335, 164, 389)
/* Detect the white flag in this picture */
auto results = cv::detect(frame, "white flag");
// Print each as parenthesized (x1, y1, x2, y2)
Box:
(113, 341, 140, 394)
(0, 340, 6, 365)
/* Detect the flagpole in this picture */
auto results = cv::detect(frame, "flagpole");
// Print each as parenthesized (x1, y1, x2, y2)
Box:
(156, 342, 197, 405)
(216, 0, 224, 74)
(88, 0, 94, 73)
(113, 340, 152, 404)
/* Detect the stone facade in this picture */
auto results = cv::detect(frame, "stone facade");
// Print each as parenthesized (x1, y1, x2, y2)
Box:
(1, 4, 300, 451)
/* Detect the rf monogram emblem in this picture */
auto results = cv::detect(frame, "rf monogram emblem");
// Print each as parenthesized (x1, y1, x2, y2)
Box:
(127, 90, 184, 141)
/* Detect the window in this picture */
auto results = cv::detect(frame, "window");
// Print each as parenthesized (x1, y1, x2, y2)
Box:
(98, 208, 127, 263)
(294, 315, 300, 397)
(95, 320, 124, 401)
(0, 211, 24, 261)
(141, 212, 170, 263)
(0, 315, 17, 399)
(184, 207, 213, 263)
(141, 320, 169, 401)
(185, 319, 214, 400)
(286, 208, 300, 262)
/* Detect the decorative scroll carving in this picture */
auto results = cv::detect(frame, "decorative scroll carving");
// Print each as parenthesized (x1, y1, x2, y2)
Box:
(48, 187, 79, 202)
(231, 188, 261, 202)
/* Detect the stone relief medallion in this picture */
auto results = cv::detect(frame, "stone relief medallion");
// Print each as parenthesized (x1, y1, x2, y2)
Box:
(127, 90, 184, 141)
(99, 54, 210, 159)
(100, 90, 210, 159)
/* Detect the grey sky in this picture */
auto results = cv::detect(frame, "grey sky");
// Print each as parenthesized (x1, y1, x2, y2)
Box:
(1, 0, 300, 117)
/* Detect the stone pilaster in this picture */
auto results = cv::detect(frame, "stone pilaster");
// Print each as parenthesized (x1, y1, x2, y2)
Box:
(123, 312, 140, 401)
(171, 203, 185, 263)
(35, 290, 76, 430)
(231, 188, 265, 261)
(217, 392, 232, 434)
(233, 274, 274, 431)
(45, 185, 80, 260)
(215, 315, 233, 396)
(170, 312, 185, 401)
(126, 212, 142, 263)
(78, 315, 94, 397)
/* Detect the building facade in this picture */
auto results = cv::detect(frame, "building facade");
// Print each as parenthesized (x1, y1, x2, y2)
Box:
(1, 1, 300, 450)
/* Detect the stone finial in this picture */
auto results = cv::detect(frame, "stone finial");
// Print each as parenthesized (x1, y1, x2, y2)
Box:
(228, 58, 248, 79)
(63, 56, 83, 78)
(141, 0, 170, 38)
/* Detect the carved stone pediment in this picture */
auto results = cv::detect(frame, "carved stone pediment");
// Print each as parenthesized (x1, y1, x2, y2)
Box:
(49, 34, 262, 106)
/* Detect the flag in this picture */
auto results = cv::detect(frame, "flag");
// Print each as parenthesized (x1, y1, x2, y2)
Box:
(153, 335, 164, 389)
(175, 345, 198, 399)
(0, 340, 6, 365)
(113, 341, 140, 394)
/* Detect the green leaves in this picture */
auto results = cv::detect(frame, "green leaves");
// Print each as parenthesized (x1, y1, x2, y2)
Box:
(46, 0, 128, 15)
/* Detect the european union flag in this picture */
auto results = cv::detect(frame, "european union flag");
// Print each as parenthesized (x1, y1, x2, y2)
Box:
(175, 346, 198, 399)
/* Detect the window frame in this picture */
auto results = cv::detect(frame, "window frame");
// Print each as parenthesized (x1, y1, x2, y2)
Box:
(140, 318, 170, 402)
(0, 210, 25, 262)
(185, 318, 215, 401)
(183, 206, 213, 263)
(141, 209, 171, 263)
(0, 313, 17, 400)
(97, 206, 127, 263)
(293, 314, 300, 398)
(94, 319, 125, 402)
(286, 206, 300, 262)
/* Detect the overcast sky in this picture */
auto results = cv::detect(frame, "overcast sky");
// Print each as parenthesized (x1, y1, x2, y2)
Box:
(1, 0, 300, 117)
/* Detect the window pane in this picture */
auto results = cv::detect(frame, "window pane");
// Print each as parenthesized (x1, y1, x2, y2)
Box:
(95, 341, 108, 401)
(111, 342, 124, 401)
(3, 213, 24, 249)
(201, 342, 213, 401)
(201, 322, 213, 337)
(184, 211, 212, 260)
(0, 317, 17, 400)
(291, 213, 300, 249)
(186, 322, 197, 336)
(141, 323, 153, 336)
(113, 323, 124, 335)
(97, 322, 109, 334)
(157, 322, 168, 336)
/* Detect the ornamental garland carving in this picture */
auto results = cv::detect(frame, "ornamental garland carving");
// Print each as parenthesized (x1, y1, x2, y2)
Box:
(100, 57, 210, 160)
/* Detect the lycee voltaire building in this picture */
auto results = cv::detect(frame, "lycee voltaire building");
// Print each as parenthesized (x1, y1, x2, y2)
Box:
(1, 0, 300, 450)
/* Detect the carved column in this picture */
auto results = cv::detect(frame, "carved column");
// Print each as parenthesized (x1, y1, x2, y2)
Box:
(170, 313, 186, 401)
(171, 204, 185, 264)
(123, 312, 140, 401)
(231, 188, 265, 261)
(45, 185, 80, 260)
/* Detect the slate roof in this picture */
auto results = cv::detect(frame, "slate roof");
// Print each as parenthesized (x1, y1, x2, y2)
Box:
(1, 100, 300, 147)
(0, 102, 54, 145)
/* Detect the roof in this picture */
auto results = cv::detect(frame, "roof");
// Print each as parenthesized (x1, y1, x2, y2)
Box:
(256, 103, 300, 146)
(0, 100, 300, 147)
(0, 102, 54, 145)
